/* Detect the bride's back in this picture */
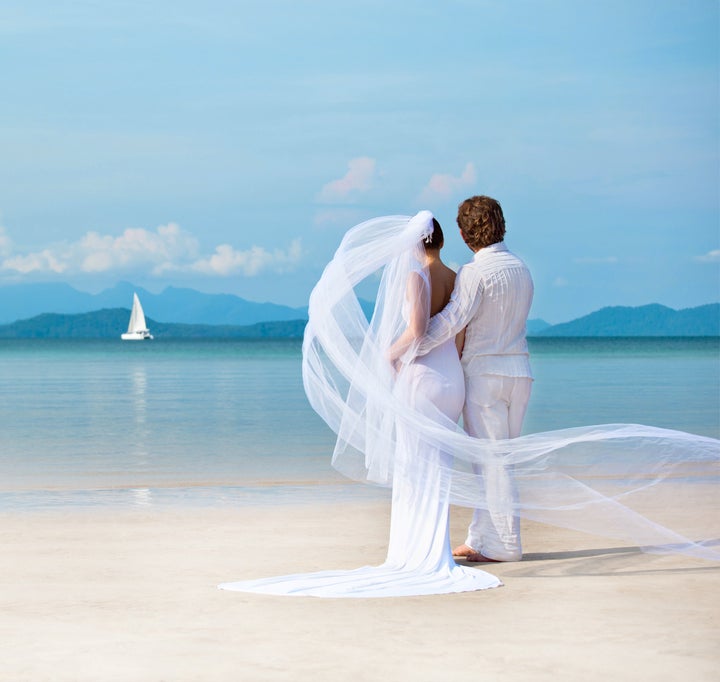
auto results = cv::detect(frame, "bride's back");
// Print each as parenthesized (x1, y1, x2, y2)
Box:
(422, 217, 456, 317)
(427, 259, 456, 316)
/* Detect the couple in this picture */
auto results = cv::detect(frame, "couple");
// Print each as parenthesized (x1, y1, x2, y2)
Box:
(220, 197, 719, 598)
(387, 196, 532, 565)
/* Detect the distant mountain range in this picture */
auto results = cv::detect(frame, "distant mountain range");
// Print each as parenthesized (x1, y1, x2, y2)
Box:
(0, 283, 717, 337)
(0, 282, 308, 326)
(534, 303, 719, 337)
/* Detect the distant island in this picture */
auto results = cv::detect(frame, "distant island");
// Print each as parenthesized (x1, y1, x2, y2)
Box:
(0, 309, 307, 339)
(0, 302, 717, 339)
(534, 303, 719, 337)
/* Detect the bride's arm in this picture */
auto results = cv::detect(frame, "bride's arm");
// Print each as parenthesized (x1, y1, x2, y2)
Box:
(388, 272, 428, 363)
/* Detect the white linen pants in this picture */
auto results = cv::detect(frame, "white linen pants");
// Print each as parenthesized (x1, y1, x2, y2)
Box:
(462, 374, 532, 561)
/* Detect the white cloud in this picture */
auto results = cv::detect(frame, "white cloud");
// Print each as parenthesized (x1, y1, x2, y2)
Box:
(3, 249, 67, 274)
(695, 249, 720, 263)
(318, 157, 376, 203)
(418, 162, 477, 203)
(553, 276, 569, 288)
(190, 239, 302, 276)
(0, 223, 303, 278)
(78, 223, 200, 274)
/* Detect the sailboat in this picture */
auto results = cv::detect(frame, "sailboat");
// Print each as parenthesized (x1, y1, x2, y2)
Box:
(121, 293, 154, 340)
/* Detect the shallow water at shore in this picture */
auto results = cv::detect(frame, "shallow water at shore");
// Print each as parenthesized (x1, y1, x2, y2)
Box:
(1, 337, 717, 510)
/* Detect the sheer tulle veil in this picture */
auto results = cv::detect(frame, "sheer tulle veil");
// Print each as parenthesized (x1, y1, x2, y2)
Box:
(302, 212, 720, 561)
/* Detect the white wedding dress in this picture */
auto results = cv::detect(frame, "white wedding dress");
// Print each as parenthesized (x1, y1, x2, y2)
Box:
(219, 277, 502, 596)
(220, 212, 719, 599)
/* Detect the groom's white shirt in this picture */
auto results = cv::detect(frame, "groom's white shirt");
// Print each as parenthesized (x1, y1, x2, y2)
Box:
(418, 239, 533, 560)
(417, 241, 533, 377)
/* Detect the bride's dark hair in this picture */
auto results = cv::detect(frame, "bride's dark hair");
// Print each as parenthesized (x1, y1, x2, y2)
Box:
(423, 218, 444, 251)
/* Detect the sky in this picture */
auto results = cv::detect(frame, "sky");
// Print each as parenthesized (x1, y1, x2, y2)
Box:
(0, 0, 718, 323)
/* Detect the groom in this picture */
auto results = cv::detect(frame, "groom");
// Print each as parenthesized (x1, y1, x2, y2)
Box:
(417, 195, 533, 562)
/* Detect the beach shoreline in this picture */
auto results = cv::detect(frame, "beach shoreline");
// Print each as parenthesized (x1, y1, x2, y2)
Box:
(2, 501, 718, 681)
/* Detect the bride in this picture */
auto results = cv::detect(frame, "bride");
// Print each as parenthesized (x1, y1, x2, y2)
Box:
(220, 211, 719, 598)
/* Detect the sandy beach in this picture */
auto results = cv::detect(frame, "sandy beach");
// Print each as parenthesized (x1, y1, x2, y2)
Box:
(1, 499, 718, 682)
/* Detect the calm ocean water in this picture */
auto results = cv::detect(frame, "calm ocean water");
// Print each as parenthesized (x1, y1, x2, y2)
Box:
(1, 337, 718, 510)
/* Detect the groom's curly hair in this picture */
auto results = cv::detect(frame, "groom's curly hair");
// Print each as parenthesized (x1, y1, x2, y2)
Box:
(457, 195, 506, 251)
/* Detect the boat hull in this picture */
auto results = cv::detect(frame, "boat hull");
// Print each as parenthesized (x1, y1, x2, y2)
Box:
(121, 332, 154, 340)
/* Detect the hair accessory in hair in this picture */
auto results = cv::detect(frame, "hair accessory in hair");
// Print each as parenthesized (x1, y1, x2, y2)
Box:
(408, 210, 435, 242)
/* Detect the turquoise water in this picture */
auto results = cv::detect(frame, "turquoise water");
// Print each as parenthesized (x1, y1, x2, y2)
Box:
(0, 337, 717, 509)
(525, 337, 720, 436)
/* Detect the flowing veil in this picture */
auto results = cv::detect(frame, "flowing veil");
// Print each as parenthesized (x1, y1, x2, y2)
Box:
(301, 213, 720, 563)
(220, 212, 719, 599)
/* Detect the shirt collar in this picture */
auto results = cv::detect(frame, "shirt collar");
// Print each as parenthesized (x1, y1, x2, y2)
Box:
(473, 240, 508, 260)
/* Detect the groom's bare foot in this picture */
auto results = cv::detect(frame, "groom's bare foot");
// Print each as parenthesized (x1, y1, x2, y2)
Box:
(452, 544, 477, 557)
(464, 552, 501, 563)
(453, 544, 503, 562)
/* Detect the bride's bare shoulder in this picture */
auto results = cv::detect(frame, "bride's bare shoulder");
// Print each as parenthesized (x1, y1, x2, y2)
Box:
(436, 261, 456, 291)
(427, 261, 456, 313)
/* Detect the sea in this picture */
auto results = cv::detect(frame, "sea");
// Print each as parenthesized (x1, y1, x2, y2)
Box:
(1, 337, 718, 511)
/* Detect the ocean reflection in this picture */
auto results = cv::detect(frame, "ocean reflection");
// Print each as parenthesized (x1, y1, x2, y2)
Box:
(130, 366, 150, 468)
(132, 367, 147, 425)
(130, 487, 152, 506)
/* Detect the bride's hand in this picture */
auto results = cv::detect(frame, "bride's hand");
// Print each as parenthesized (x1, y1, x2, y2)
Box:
(387, 351, 403, 375)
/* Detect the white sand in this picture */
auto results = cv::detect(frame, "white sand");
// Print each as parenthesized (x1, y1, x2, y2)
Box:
(1, 502, 718, 682)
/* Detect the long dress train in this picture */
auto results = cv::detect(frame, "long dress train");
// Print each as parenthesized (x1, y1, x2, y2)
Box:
(219, 337, 501, 597)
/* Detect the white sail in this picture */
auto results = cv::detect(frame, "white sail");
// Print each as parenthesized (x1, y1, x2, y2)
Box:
(127, 293, 147, 333)
(121, 293, 153, 340)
